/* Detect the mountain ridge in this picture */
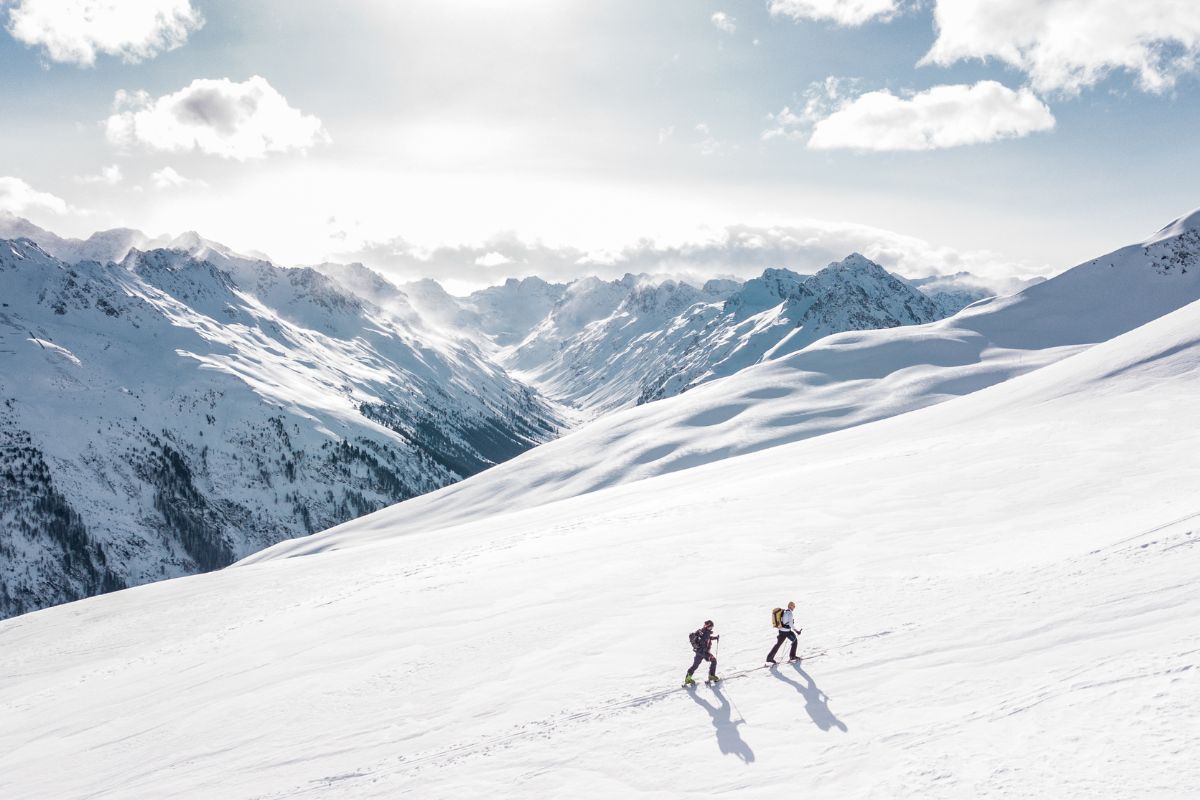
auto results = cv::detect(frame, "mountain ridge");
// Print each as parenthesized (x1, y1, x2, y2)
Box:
(0, 237, 561, 618)
(246, 209, 1200, 559)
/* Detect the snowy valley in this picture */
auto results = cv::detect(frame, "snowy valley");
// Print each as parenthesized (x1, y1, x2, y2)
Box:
(0, 214, 995, 617)
(0, 209, 1197, 798)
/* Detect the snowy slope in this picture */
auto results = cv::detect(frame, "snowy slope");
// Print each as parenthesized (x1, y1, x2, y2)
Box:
(251, 209, 1200, 551)
(0, 239, 560, 618)
(500, 256, 946, 415)
(1, 290, 1198, 798)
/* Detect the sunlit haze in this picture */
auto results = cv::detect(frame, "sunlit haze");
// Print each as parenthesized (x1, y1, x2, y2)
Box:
(2, 1, 1199, 288)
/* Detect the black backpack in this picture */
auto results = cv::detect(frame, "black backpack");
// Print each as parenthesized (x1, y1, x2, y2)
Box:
(688, 628, 703, 651)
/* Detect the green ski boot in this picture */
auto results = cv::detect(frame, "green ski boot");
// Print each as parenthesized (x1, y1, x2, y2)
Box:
(706, 674, 722, 684)
(682, 675, 696, 688)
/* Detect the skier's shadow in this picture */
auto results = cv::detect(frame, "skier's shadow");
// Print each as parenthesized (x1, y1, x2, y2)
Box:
(771, 664, 848, 732)
(686, 685, 755, 763)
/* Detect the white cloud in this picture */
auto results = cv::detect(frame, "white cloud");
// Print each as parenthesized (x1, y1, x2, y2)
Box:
(768, 0, 902, 26)
(0, 176, 69, 215)
(923, 0, 1200, 94)
(74, 164, 123, 185)
(335, 219, 1046, 291)
(6, 0, 203, 66)
(150, 166, 206, 189)
(474, 251, 511, 267)
(711, 12, 736, 34)
(763, 76, 859, 141)
(105, 76, 330, 161)
(762, 106, 807, 141)
(807, 81, 1055, 151)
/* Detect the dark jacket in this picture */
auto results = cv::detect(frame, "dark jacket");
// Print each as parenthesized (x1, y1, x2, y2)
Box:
(692, 627, 717, 654)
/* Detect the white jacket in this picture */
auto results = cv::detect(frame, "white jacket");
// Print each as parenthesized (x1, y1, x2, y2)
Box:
(779, 608, 794, 630)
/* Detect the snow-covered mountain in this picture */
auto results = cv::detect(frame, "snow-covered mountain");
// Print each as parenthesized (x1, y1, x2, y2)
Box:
(908, 271, 1045, 316)
(0, 237, 560, 618)
(465, 275, 568, 346)
(0, 210, 274, 266)
(254, 209, 1200, 550)
(0, 215, 1010, 618)
(2, 215, 1198, 798)
(494, 255, 950, 415)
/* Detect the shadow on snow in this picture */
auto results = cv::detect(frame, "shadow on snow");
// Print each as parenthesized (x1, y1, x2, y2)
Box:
(771, 663, 848, 732)
(686, 684, 755, 764)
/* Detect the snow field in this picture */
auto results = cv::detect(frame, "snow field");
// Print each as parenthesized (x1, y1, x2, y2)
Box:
(2, 298, 1199, 798)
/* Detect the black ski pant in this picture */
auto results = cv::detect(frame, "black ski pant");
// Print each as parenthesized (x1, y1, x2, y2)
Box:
(687, 650, 717, 677)
(767, 629, 797, 661)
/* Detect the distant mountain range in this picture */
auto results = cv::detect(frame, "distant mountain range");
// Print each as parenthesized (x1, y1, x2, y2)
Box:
(0, 213, 1033, 617)
(471, 258, 943, 415)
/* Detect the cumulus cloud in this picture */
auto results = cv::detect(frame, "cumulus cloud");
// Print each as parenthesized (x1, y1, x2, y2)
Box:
(768, 0, 902, 26)
(6, 0, 202, 66)
(762, 106, 807, 141)
(150, 166, 206, 189)
(763, 76, 859, 141)
(807, 81, 1055, 151)
(74, 164, 123, 185)
(923, 0, 1200, 94)
(711, 12, 736, 34)
(105, 76, 330, 160)
(474, 251, 511, 267)
(332, 219, 1046, 293)
(0, 176, 69, 215)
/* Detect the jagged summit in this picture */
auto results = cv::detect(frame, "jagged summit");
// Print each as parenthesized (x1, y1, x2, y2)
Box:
(3, 236, 52, 260)
(825, 251, 879, 272)
(724, 267, 810, 313)
(809, 254, 924, 295)
(501, 275, 554, 291)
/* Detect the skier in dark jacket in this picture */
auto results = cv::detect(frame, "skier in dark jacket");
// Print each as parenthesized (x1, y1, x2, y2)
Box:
(766, 601, 799, 664)
(684, 620, 721, 687)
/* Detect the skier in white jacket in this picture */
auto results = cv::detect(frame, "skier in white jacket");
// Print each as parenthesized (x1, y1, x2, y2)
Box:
(766, 601, 799, 664)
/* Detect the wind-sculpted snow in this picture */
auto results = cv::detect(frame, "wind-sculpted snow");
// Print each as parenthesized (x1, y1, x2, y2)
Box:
(3, 290, 1199, 798)
(247, 209, 1200, 557)
(0, 239, 561, 617)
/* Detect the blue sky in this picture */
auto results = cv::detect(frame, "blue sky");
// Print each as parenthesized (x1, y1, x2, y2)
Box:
(1, 0, 1198, 288)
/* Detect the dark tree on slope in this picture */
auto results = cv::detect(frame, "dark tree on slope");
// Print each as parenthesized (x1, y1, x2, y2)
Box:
(0, 429, 124, 618)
